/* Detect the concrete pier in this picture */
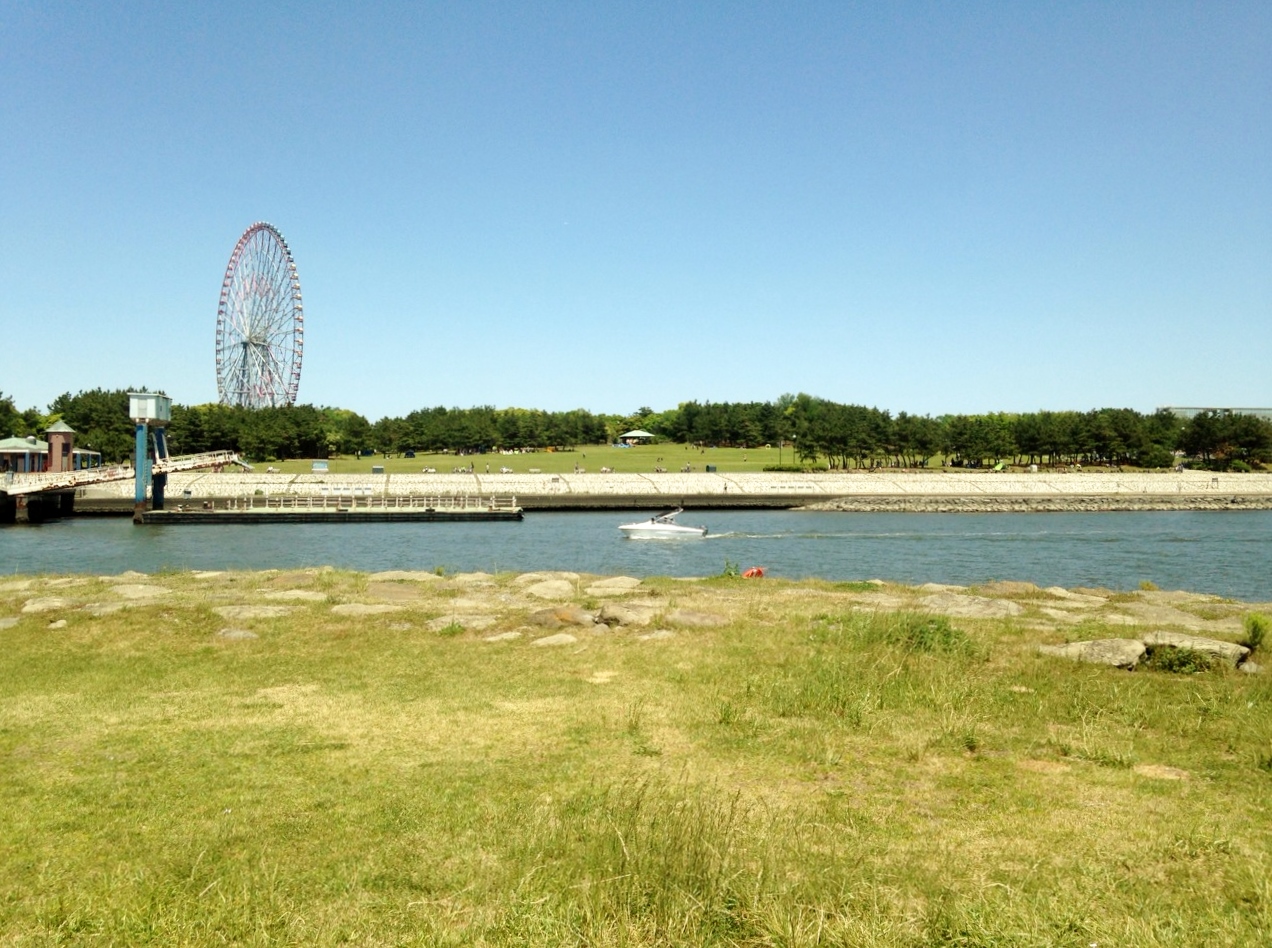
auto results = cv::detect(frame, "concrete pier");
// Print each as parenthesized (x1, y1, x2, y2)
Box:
(66, 469, 1272, 515)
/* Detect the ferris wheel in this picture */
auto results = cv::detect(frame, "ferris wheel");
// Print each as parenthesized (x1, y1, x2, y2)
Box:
(215, 222, 304, 408)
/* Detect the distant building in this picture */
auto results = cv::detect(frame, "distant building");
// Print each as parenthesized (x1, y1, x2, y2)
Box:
(0, 422, 101, 474)
(1159, 407, 1272, 421)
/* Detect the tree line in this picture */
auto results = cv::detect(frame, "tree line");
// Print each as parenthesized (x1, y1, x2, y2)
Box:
(4, 388, 1270, 471)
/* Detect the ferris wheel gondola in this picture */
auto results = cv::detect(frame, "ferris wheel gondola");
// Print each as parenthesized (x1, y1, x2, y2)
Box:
(215, 221, 304, 408)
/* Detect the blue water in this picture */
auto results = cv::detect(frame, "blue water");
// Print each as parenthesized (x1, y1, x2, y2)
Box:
(2, 510, 1269, 600)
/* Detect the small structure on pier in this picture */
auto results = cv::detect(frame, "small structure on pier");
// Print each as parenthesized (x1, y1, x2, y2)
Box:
(131, 392, 172, 521)
(0, 423, 101, 475)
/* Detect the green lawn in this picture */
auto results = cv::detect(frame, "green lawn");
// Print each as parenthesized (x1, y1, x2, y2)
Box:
(273, 443, 794, 475)
(2, 571, 1269, 945)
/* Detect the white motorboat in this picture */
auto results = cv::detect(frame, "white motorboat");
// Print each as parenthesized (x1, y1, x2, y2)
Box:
(618, 508, 708, 539)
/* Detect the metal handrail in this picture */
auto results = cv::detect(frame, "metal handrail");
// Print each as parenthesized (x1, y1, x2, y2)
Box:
(224, 493, 519, 511)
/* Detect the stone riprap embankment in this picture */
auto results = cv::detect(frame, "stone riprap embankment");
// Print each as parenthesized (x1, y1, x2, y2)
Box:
(79, 470, 1272, 512)
(4, 571, 1263, 674)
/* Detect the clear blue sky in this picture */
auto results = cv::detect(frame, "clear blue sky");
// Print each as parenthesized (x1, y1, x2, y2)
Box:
(2, 1, 1268, 421)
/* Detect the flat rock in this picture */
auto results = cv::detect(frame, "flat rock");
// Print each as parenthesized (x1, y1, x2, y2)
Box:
(850, 594, 913, 611)
(368, 570, 443, 582)
(483, 631, 522, 642)
(1119, 602, 1214, 631)
(1044, 587, 1106, 606)
(666, 609, 728, 628)
(83, 602, 127, 616)
(451, 572, 495, 585)
(531, 632, 578, 647)
(263, 589, 327, 601)
(1239, 661, 1262, 675)
(585, 576, 642, 596)
(1038, 638, 1146, 669)
(1139, 590, 1218, 605)
(1141, 630, 1250, 667)
(43, 578, 85, 588)
(529, 606, 596, 628)
(47, 619, 68, 630)
(524, 579, 576, 601)
(1071, 587, 1115, 598)
(598, 602, 659, 628)
(217, 628, 259, 640)
(638, 629, 676, 641)
(0, 580, 33, 593)
(1103, 613, 1139, 625)
(917, 582, 966, 593)
(1037, 607, 1086, 624)
(514, 571, 580, 585)
(191, 571, 224, 579)
(979, 581, 1041, 596)
(428, 614, 497, 632)
(331, 603, 403, 616)
(110, 584, 166, 600)
(920, 593, 1023, 619)
(102, 571, 148, 582)
(448, 597, 498, 612)
(0, 617, 19, 629)
(22, 598, 69, 614)
(214, 605, 292, 620)
(366, 583, 425, 602)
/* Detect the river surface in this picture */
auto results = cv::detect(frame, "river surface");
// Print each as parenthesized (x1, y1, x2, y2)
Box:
(2, 510, 1269, 600)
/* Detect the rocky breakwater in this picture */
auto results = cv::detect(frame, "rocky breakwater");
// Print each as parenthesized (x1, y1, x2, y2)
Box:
(805, 494, 1272, 513)
(804, 470, 1272, 513)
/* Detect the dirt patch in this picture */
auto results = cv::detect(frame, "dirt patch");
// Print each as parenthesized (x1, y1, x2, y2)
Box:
(263, 589, 327, 602)
(369, 570, 442, 582)
(1133, 764, 1189, 781)
(1018, 759, 1071, 774)
(264, 571, 319, 588)
(366, 583, 427, 602)
(215, 605, 293, 620)
(331, 603, 403, 616)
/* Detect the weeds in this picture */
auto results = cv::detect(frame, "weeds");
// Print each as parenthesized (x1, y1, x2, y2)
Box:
(1242, 613, 1267, 652)
(1148, 646, 1214, 675)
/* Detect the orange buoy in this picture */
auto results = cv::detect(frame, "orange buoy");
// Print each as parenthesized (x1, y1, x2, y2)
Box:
(742, 567, 765, 579)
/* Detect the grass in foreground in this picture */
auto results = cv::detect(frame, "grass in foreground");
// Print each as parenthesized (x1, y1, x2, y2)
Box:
(1, 570, 1270, 945)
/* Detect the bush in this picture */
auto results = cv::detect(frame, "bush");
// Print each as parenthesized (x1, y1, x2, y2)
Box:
(873, 613, 975, 655)
(1230, 459, 1253, 473)
(1242, 613, 1267, 652)
(1148, 646, 1213, 675)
